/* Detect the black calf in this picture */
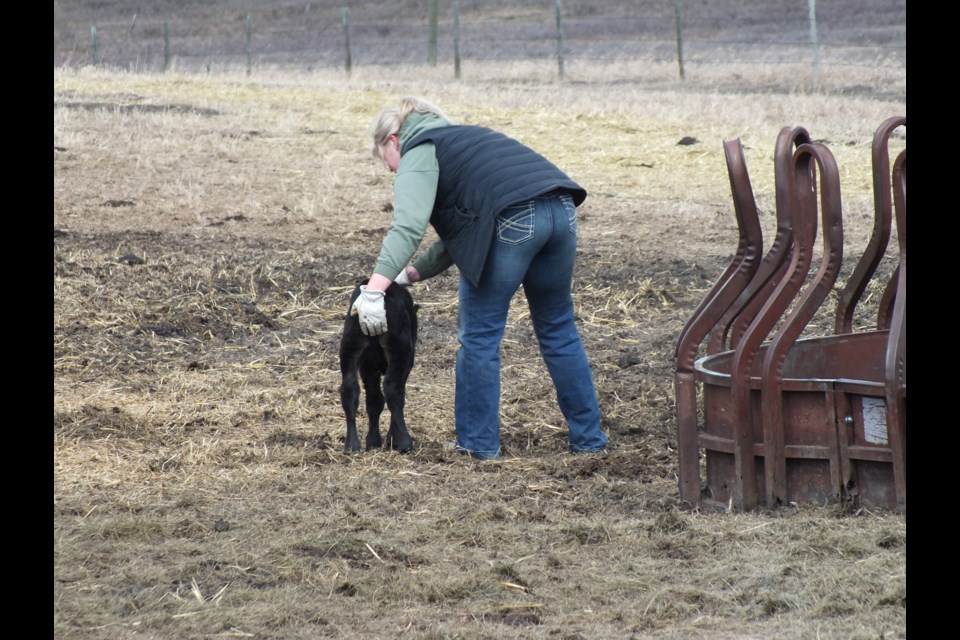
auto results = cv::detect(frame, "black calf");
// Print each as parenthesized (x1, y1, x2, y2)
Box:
(339, 280, 418, 453)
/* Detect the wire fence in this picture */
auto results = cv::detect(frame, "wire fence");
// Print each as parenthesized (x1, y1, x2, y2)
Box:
(54, 0, 906, 87)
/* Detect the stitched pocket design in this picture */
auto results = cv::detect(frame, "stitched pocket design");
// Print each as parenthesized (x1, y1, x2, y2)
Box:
(496, 202, 535, 245)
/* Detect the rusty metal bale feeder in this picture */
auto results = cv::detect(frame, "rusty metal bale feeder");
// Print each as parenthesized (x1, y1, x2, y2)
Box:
(674, 117, 906, 513)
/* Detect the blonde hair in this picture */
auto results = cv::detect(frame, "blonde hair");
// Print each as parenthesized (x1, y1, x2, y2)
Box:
(369, 96, 451, 160)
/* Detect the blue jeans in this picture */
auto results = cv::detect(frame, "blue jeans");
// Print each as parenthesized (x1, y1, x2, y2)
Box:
(454, 191, 608, 459)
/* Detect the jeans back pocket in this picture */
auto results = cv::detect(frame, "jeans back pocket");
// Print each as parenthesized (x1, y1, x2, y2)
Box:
(496, 201, 535, 245)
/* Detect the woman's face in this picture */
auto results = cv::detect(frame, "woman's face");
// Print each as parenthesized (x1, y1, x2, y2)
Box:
(381, 134, 401, 173)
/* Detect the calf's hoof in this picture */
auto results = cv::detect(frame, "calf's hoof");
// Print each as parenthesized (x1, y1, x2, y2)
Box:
(389, 436, 413, 454)
(345, 441, 361, 453)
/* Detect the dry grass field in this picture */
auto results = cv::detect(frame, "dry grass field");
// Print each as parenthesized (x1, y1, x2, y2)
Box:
(55, 4, 906, 639)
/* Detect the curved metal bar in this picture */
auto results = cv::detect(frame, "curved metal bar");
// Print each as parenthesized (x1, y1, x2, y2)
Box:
(761, 142, 845, 507)
(725, 152, 820, 510)
(675, 138, 762, 360)
(872, 117, 905, 332)
(710, 126, 809, 353)
(884, 149, 906, 510)
(674, 137, 764, 506)
(834, 116, 906, 334)
(876, 264, 899, 330)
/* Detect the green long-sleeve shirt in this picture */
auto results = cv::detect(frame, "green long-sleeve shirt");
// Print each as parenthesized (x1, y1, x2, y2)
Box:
(372, 112, 456, 282)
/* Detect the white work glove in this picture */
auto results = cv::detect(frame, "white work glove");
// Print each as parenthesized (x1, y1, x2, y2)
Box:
(394, 267, 413, 287)
(350, 286, 387, 336)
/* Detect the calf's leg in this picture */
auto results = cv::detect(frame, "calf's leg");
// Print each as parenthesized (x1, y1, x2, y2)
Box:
(340, 360, 362, 453)
(359, 353, 386, 450)
(382, 340, 415, 453)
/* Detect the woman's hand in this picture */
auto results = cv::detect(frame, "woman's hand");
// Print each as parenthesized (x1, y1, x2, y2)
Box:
(394, 266, 421, 287)
(351, 286, 388, 336)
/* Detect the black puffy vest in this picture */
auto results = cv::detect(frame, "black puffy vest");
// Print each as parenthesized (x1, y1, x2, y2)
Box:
(403, 125, 587, 287)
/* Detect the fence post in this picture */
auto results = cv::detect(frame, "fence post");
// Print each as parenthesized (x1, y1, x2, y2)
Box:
(163, 22, 171, 72)
(343, 7, 352, 76)
(245, 13, 253, 76)
(674, 1, 685, 81)
(90, 25, 100, 65)
(555, 0, 564, 81)
(807, 0, 820, 91)
(428, 0, 439, 66)
(453, 0, 461, 79)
